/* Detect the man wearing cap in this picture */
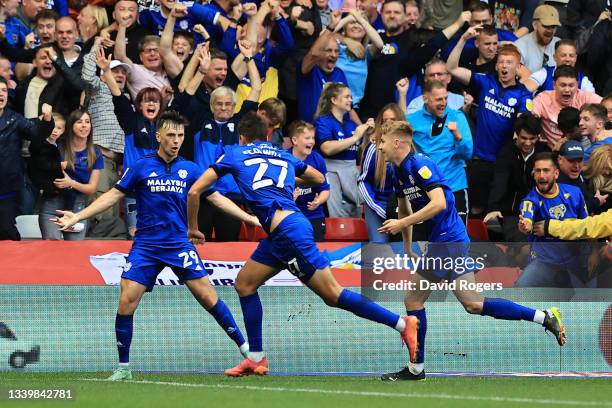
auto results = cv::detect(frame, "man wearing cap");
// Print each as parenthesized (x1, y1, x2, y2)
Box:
(81, 37, 130, 237)
(557, 139, 606, 214)
(514, 5, 561, 73)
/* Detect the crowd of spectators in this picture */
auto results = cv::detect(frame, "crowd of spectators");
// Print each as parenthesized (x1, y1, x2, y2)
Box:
(0, 0, 610, 269)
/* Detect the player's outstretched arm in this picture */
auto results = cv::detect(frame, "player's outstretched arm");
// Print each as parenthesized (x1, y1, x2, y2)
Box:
(52, 187, 125, 230)
(207, 192, 261, 227)
(379, 188, 446, 235)
(187, 168, 220, 232)
(295, 165, 325, 187)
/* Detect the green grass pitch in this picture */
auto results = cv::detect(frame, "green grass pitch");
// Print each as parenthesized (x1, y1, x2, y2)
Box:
(2, 372, 611, 408)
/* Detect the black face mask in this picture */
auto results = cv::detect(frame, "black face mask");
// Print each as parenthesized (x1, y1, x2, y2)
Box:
(431, 114, 447, 136)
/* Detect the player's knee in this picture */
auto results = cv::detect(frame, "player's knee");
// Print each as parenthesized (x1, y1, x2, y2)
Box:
(462, 301, 482, 315)
(319, 286, 342, 307)
(234, 275, 256, 297)
(322, 293, 339, 307)
(118, 296, 139, 314)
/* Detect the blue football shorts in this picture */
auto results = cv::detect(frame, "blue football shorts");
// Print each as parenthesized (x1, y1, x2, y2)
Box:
(251, 212, 330, 282)
(123, 242, 209, 290)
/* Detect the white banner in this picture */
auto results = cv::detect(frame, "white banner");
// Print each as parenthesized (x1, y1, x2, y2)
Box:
(90, 252, 302, 286)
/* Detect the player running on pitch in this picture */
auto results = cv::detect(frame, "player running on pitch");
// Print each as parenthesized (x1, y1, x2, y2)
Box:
(187, 112, 419, 376)
(54, 111, 259, 380)
(377, 120, 566, 381)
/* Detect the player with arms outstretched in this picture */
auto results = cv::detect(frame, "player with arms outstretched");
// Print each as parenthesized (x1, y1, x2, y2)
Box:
(377, 120, 566, 381)
(187, 112, 419, 376)
(54, 111, 259, 380)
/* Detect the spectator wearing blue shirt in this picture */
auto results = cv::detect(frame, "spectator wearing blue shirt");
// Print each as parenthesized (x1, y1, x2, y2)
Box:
(138, 0, 233, 45)
(289, 120, 330, 241)
(1, 0, 30, 48)
(39, 110, 103, 240)
(517, 152, 590, 287)
(158, 4, 198, 80)
(175, 39, 262, 241)
(109, 83, 162, 237)
(331, 8, 384, 112)
(358, 103, 400, 242)
(440, 1, 516, 61)
(403, 59, 466, 116)
(448, 43, 533, 217)
(298, 30, 348, 123)
(408, 80, 473, 224)
(315, 83, 370, 218)
(357, 0, 385, 33)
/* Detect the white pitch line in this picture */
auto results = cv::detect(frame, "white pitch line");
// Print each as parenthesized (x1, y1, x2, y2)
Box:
(80, 378, 611, 407)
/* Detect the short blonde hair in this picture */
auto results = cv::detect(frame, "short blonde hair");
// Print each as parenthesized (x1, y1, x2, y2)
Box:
(380, 120, 414, 139)
(80, 5, 109, 32)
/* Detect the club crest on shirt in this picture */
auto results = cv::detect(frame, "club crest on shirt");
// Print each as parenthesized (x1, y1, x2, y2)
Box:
(381, 42, 398, 55)
(178, 169, 188, 179)
(548, 204, 567, 219)
(508, 98, 517, 107)
(179, 20, 189, 30)
(418, 166, 432, 180)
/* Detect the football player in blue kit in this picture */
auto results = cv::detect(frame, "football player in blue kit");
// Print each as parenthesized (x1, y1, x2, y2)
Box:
(53, 111, 260, 381)
(187, 112, 420, 377)
(377, 120, 567, 381)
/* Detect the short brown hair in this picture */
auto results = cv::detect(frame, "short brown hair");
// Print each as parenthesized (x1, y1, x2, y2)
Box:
(580, 103, 607, 122)
(288, 120, 315, 140)
(238, 111, 268, 142)
(259, 98, 286, 127)
(35, 9, 59, 23)
(139, 35, 160, 52)
(423, 79, 446, 94)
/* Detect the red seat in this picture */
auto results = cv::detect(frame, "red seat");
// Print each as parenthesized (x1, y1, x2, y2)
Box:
(467, 219, 490, 241)
(324, 218, 369, 241)
(238, 222, 249, 241)
(246, 225, 268, 242)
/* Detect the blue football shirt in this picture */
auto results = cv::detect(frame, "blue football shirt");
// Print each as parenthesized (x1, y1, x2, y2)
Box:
(296, 66, 347, 123)
(289, 149, 330, 220)
(212, 141, 307, 233)
(470, 73, 533, 162)
(393, 152, 469, 242)
(520, 183, 588, 266)
(116, 154, 207, 245)
(314, 114, 358, 161)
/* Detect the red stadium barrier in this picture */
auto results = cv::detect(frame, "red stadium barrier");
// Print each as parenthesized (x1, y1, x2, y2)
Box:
(0, 241, 520, 287)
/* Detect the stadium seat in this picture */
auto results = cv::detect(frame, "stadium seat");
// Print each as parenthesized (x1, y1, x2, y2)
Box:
(467, 219, 490, 241)
(238, 222, 249, 241)
(324, 218, 369, 241)
(15, 215, 42, 239)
